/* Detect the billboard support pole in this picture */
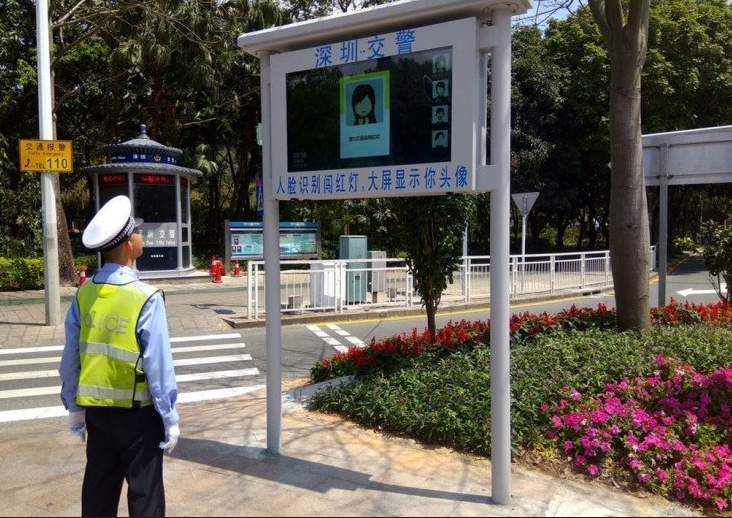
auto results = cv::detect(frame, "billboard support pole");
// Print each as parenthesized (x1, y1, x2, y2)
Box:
(260, 51, 283, 454)
(489, 7, 512, 505)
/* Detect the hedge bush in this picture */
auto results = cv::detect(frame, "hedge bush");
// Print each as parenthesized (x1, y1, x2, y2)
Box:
(0, 258, 45, 291)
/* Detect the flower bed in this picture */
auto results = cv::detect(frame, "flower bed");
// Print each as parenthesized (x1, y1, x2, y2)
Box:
(310, 300, 731, 513)
(310, 300, 732, 383)
(545, 355, 731, 511)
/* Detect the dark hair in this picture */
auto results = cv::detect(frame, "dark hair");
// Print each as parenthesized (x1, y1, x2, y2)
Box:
(352, 84, 376, 124)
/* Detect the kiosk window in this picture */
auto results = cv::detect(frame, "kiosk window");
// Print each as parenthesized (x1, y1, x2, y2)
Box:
(98, 174, 129, 206)
(133, 174, 176, 222)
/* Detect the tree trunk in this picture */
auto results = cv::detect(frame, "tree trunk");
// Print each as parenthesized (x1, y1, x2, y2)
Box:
(554, 214, 567, 251)
(50, 66, 76, 286)
(425, 297, 436, 341)
(588, 201, 598, 248)
(608, 43, 650, 330)
(55, 177, 77, 285)
(576, 210, 586, 249)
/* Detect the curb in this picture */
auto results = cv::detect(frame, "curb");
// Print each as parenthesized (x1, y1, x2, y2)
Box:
(281, 375, 354, 412)
(219, 289, 615, 329)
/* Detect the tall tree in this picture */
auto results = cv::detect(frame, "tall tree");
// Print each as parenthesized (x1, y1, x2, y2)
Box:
(0, 0, 44, 257)
(587, 0, 651, 330)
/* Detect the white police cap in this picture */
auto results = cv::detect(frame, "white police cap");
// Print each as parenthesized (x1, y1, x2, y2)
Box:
(82, 195, 143, 252)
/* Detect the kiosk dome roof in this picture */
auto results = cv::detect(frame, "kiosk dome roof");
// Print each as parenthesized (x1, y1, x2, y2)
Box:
(105, 124, 182, 158)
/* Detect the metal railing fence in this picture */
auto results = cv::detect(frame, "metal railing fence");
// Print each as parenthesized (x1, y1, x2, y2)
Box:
(243, 247, 656, 320)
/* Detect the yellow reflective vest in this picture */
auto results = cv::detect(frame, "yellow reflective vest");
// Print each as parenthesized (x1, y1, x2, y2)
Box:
(75, 280, 160, 408)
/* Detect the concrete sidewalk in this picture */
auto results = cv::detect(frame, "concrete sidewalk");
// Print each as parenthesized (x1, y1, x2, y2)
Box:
(0, 271, 701, 517)
(0, 380, 698, 517)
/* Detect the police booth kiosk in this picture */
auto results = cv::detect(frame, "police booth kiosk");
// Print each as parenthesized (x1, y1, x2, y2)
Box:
(81, 125, 202, 279)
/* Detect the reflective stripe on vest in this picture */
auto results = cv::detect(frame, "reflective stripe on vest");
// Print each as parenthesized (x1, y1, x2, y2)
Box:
(80, 341, 141, 364)
(75, 280, 160, 408)
(77, 385, 151, 403)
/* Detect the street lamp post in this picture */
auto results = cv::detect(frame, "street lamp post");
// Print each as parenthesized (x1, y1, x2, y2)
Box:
(36, 0, 61, 325)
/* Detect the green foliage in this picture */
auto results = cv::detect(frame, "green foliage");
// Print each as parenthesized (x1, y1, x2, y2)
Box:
(311, 324, 732, 458)
(379, 194, 477, 337)
(0, 174, 43, 258)
(673, 235, 698, 253)
(644, 0, 732, 131)
(0, 258, 45, 290)
(700, 221, 732, 301)
(1, 0, 730, 275)
(0, 254, 96, 291)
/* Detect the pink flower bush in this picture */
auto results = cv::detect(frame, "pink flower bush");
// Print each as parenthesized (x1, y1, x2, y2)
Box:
(545, 355, 732, 511)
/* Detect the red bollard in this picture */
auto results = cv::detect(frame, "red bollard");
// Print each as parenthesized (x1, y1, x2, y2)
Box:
(77, 266, 87, 287)
(232, 260, 241, 277)
(212, 261, 223, 283)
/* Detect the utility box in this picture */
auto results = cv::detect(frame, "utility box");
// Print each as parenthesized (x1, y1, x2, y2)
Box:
(339, 235, 367, 304)
(309, 262, 344, 309)
(368, 250, 387, 298)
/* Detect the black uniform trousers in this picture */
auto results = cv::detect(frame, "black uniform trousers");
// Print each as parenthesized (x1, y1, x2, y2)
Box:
(82, 405, 166, 517)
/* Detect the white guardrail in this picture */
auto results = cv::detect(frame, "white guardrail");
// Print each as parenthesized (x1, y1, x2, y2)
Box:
(244, 247, 657, 320)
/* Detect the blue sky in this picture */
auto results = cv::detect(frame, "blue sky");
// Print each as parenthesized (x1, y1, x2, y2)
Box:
(516, 0, 581, 27)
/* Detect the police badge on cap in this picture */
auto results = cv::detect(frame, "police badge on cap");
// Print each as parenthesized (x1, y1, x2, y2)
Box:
(82, 195, 143, 252)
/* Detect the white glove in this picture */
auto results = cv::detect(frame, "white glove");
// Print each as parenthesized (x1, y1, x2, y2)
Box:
(159, 423, 180, 454)
(67, 410, 86, 442)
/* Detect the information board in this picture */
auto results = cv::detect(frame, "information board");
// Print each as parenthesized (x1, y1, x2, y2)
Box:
(270, 17, 481, 200)
(19, 139, 74, 173)
(228, 222, 320, 260)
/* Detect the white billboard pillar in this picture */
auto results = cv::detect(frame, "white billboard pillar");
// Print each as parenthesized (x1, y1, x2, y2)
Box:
(489, 7, 512, 505)
(260, 51, 283, 454)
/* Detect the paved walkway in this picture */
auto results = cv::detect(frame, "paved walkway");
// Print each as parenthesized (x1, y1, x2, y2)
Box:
(0, 271, 700, 517)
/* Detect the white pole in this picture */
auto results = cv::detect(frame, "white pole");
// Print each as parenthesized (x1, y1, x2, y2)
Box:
(260, 51, 282, 454)
(461, 225, 468, 294)
(490, 7, 512, 505)
(520, 213, 526, 292)
(36, 0, 61, 325)
(658, 144, 668, 307)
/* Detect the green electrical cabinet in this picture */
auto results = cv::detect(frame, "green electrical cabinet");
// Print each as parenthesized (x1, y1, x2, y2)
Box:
(339, 235, 367, 304)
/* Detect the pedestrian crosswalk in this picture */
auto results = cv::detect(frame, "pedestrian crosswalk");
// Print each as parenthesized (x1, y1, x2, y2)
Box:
(0, 332, 262, 423)
(306, 324, 366, 353)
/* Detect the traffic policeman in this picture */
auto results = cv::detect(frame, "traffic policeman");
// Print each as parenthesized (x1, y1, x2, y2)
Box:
(59, 195, 179, 517)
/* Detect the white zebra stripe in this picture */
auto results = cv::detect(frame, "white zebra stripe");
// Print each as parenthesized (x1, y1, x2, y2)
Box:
(0, 384, 268, 423)
(173, 354, 252, 366)
(345, 336, 366, 347)
(0, 368, 261, 400)
(176, 368, 259, 382)
(177, 385, 266, 403)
